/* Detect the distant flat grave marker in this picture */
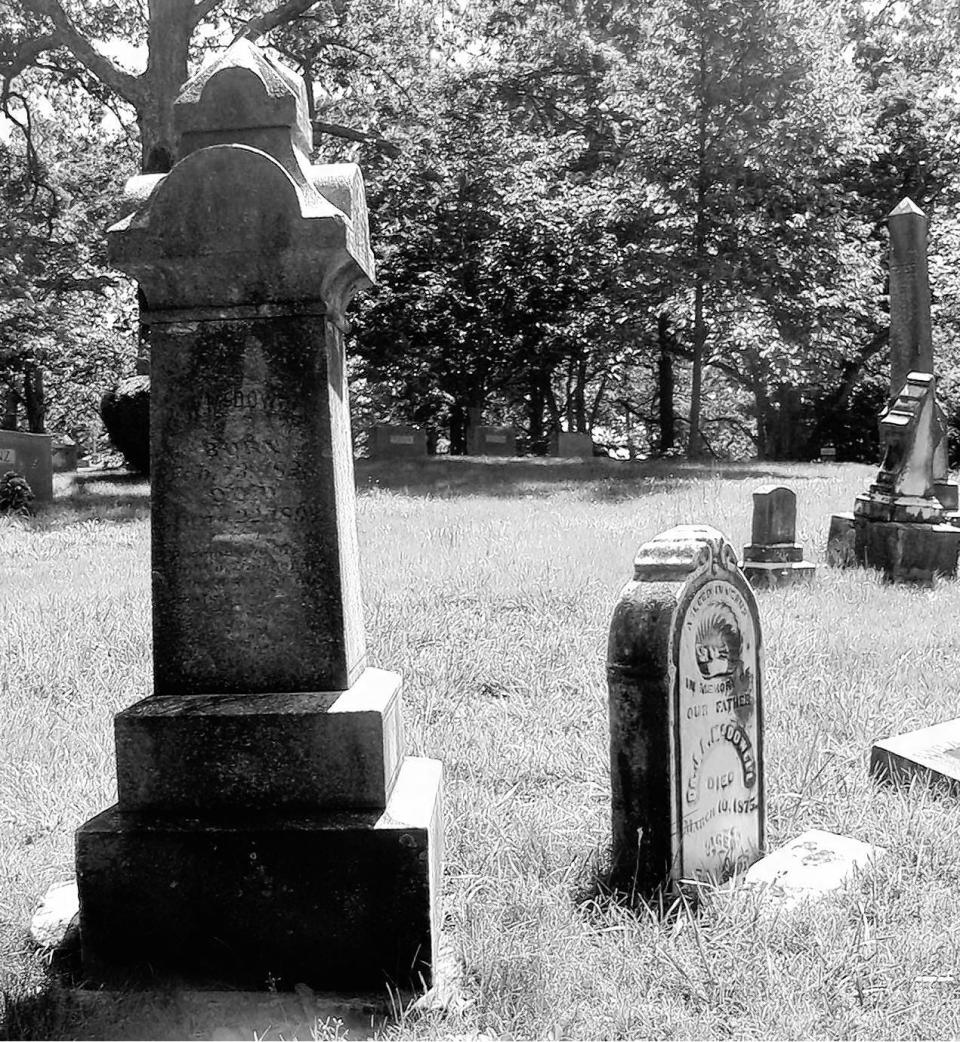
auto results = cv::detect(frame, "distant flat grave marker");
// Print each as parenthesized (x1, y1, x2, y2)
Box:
(870, 718, 960, 794)
(608, 525, 765, 894)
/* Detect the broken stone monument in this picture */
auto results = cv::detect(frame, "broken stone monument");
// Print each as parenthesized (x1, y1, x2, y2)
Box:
(607, 525, 764, 895)
(742, 485, 815, 588)
(828, 199, 960, 582)
(75, 40, 443, 991)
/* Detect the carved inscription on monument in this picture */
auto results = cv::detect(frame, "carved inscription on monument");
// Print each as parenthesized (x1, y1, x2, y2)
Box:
(671, 555, 763, 885)
(151, 317, 356, 695)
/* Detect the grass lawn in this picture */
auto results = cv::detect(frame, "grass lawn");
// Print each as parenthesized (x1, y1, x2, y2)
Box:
(4, 458, 960, 1040)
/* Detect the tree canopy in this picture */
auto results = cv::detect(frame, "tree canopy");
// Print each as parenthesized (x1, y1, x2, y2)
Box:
(4, 0, 960, 460)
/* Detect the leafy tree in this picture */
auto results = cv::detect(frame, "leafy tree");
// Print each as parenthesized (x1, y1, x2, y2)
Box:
(603, 0, 879, 457)
(2, 0, 355, 174)
(0, 85, 137, 437)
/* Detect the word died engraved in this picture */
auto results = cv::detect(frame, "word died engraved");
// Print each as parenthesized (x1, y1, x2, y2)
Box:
(676, 577, 761, 883)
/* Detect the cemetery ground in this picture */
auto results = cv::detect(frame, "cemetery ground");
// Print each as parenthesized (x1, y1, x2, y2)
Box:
(3, 460, 960, 1040)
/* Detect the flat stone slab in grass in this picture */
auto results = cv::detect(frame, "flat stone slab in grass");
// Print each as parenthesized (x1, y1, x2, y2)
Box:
(871, 718, 960, 793)
(738, 829, 884, 907)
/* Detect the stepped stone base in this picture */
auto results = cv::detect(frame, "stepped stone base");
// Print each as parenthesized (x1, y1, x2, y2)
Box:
(76, 757, 443, 990)
(742, 560, 816, 588)
(935, 482, 959, 512)
(115, 668, 403, 814)
(827, 512, 960, 582)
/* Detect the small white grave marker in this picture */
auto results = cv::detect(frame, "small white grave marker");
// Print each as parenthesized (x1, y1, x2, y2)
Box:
(739, 829, 884, 908)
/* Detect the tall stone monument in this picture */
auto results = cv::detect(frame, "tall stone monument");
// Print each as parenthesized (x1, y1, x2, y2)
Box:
(827, 199, 960, 582)
(75, 41, 443, 990)
(886, 198, 956, 510)
(607, 526, 764, 895)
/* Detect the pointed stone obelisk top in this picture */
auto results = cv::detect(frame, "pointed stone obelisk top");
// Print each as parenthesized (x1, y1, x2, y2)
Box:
(889, 197, 925, 218)
(888, 196, 933, 397)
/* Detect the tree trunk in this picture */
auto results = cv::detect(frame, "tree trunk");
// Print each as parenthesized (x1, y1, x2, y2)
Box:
(140, 0, 194, 172)
(657, 312, 675, 453)
(23, 365, 44, 433)
(564, 357, 575, 433)
(573, 356, 588, 432)
(544, 379, 563, 437)
(528, 373, 546, 454)
(688, 277, 706, 459)
(449, 401, 467, 455)
(754, 381, 772, 460)
(688, 27, 708, 461)
(1, 387, 18, 430)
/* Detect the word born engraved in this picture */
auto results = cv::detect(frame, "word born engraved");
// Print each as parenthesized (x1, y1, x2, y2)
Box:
(674, 574, 762, 884)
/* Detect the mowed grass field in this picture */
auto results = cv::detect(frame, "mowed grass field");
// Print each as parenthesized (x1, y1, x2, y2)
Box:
(4, 458, 960, 1040)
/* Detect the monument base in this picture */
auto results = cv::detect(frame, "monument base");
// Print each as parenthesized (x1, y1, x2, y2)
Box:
(76, 757, 442, 991)
(854, 490, 944, 524)
(935, 482, 960, 512)
(115, 668, 403, 814)
(827, 512, 960, 581)
(826, 513, 856, 567)
(742, 560, 816, 589)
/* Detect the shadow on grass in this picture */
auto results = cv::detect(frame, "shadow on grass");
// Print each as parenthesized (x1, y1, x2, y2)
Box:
(29, 471, 152, 527)
(355, 457, 829, 502)
(1, 953, 385, 1041)
(573, 844, 704, 932)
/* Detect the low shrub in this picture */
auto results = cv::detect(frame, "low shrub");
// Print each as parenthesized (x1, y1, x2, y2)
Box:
(0, 471, 34, 515)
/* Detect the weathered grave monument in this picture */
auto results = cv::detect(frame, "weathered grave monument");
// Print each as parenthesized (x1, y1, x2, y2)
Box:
(550, 431, 594, 458)
(75, 41, 443, 990)
(828, 199, 960, 582)
(468, 425, 517, 456)
(369, 424, 427, 458)
(0, 430, 53, 501)
(742, 485, 815, 588)
(608, 526, 764, 893)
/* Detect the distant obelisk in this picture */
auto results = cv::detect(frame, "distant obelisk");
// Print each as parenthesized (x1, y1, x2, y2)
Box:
(885, 198, 955, 510)
(888, 198, 934, 398)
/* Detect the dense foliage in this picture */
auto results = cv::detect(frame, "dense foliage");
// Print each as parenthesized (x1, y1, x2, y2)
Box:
(3, 0, 960, 459)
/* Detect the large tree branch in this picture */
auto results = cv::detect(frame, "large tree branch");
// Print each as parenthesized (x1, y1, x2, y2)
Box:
(313, 119, 400, 157)
(23, 0, 145, 106)
(1, 33, 62, 84)
(238, 0, 325, 41)
(189, 0, 229, 30)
